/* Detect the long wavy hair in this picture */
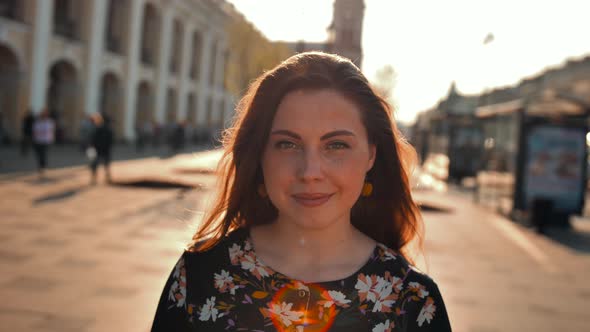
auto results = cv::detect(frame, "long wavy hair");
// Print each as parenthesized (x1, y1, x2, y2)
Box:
(190, 52, 423, 261)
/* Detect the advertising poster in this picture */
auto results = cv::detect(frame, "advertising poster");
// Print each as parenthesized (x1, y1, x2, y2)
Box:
(523, 125, 586, 213)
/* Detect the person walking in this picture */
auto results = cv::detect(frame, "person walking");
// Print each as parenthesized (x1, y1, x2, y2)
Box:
(79, 114, 95, 153)
(89, 113, 114, 185)
(32, 109, 55, 178)
(21, 110, 35, 156)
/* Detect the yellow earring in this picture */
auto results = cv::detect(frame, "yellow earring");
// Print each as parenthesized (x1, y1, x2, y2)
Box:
(257, 184, 267, 197)
(361, 182, 373, 197)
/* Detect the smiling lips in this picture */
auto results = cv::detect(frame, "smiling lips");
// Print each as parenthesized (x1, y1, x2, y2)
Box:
(292, 193, 334, 207)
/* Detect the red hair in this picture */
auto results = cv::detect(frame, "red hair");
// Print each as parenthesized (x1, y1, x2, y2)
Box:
(190, 52, 423, 261)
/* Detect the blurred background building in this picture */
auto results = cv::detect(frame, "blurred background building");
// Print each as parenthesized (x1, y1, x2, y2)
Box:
(281, 0, 365, 69)
(413, 55, 590, 224)
(0, 0, 290, 144)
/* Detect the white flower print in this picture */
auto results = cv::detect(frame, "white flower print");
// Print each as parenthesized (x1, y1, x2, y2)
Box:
(229, 243, 244, 264)
(214, 269, 236, 294)
(167, 258, 186, 307)
(355, 274, 377, 303)
(372, 319, 394, 332)
(214, 270, 232, 288)
(199, 296, 219, 322)
(417, 297, 436, 326)
(409, 282, 430, 299)
(267, 302, 303, 327)
(319, 290, 351, 308)
(293, 281, 310, 292)
(372, 278, 396, 313)
(390, 275, 403, 293)
(378, 243, 397, 261)
(243, 239, 252, 251)
(240, 253, 271, 280)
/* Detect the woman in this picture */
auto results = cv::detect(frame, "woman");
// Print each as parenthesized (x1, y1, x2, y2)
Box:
(151, 52, 451, 331)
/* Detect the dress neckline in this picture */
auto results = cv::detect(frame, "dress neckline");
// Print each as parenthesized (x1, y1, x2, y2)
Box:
(235, 226, 380, 286)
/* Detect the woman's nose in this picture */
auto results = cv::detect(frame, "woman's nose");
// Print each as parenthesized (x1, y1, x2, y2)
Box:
(297, 149, 324, 181)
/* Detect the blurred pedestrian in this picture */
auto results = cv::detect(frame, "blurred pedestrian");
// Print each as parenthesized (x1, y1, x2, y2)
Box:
(152, 120, 161, 147)
(134, 123, 144, 152)
(170, 121, 185, 154)
(151, 52, 452, 331)
(79, 114, 95, 153)
(21, 110, 35, 156)
(32, 109, 55, 177)
(89, 113, 114, 185)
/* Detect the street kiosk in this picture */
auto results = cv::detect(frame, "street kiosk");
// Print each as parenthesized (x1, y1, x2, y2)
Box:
(475, 94, 588, 228)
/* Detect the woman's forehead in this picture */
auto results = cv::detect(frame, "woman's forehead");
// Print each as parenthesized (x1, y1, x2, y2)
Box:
(273, 89, 363, 124)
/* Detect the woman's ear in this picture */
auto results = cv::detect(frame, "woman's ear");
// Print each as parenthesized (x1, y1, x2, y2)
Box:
(367, 144, 376, 171)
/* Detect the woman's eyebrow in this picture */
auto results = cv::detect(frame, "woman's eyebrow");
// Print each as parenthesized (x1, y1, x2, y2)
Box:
(320, 130, 355, 140)
(270, 129, 356, 140)
(270, 130, 300, 139)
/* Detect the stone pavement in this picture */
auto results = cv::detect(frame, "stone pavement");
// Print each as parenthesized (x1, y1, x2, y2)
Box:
(413, 189, 590, 332)
(0, 149, 589, 331)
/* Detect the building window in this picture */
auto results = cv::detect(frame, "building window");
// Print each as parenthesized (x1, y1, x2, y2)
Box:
(0, 0, 23, 21)
(54, 0, 79, 40)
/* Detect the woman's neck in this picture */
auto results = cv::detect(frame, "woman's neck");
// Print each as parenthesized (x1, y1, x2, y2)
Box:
(249, 216, 376, 282)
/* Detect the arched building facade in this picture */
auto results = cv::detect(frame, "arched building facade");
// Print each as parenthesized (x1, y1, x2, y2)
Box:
(0, 0, 237, 142)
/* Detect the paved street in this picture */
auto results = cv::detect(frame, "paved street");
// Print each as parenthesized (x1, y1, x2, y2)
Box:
(0, 148, 589, 331)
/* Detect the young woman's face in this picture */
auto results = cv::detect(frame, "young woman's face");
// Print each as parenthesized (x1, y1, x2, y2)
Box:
(261, 89, 376, 230)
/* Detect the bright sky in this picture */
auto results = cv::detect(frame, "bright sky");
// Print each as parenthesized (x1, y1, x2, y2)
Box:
(227, 0, 590, 124)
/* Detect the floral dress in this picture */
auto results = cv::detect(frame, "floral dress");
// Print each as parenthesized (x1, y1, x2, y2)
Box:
(151, 228, 451, 331)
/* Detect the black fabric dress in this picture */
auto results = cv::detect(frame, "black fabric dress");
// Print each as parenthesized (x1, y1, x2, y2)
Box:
(151, 228, 452, 331)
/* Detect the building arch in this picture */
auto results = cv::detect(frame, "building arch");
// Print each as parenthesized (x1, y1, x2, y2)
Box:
(0, 43, 22, 142)
(47, 59, 80, 142)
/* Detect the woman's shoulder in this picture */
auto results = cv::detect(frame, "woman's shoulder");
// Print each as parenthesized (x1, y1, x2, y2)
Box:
(182, 227, 250, 266)
(371, 242, 439, 288)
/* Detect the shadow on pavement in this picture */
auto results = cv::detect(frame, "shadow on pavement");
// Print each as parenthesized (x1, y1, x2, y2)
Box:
(418, 202, 454, 213)
(33, 186, 89, 205)
(113, 179, 194, 190)
(24, 174, 73, 186)
(543, 226, 590, 254)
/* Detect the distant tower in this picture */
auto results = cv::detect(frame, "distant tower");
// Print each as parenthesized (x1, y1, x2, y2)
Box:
(327, 0, 365, 69)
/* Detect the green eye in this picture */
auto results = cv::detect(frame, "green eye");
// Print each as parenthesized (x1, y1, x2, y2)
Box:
(275, 141, 297, 149)
(327, 141, 350, 150)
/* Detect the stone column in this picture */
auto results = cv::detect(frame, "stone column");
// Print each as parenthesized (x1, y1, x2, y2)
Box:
(29, 0, 54, 113)
(177, 22, 194, 121)
(84, 0, 108, 116)
(154, 8, 173, 124)
(196, 30, 213, 126)
(122, 0, 144, 140)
